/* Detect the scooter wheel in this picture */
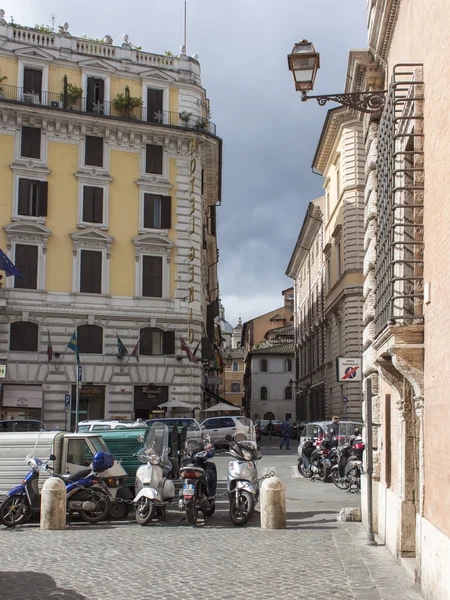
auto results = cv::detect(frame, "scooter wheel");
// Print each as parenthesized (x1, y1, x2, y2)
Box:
(202, 498, 215, 517)
(135, 498, 156, 526)
(0, 495, 30, 527)
(185, 489, 199, 526)
(230, 490, 254, 526)
(109, 500, 130, 520)
(297, 461, 312, 478)
(78, 487, 111, 523)
(331, 470, 350, 490)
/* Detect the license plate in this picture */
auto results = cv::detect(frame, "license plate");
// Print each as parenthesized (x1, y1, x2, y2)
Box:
(183, 484, 195, 496)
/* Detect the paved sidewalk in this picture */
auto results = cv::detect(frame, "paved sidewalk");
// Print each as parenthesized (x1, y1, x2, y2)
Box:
(0, 438, 423, 600)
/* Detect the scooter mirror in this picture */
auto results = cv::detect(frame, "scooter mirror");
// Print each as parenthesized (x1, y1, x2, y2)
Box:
(137, 435, 144, 442)
(49, 454, 56, 461)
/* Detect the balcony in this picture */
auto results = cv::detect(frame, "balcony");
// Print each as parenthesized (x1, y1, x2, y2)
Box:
(0, 84, 217, 136)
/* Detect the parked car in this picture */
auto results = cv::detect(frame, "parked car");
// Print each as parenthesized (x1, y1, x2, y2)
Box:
(145, 418, 199, 429)
(0, 420, 44, 432)
(200, 416, 249, 446)
(299, 421, 363, 447)
(256, 419, 283, 436)
(77, 420, 143, 432)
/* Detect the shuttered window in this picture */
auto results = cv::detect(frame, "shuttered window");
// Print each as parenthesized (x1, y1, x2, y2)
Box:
(18, 179, 48, 217)
(143, 194, 171, 229)
(140, 328, 174, 355)
(77, 324, 103, 354)
(21, 127, 41, 159)
(14, 244, 38, 289)
(86, 77, 105, 114)
(147, 88, 163, 123)
(10, 321, 39, 352)
(80, 250, 102, 294)
(145, 144, 163, 174)
(85, 136, 104, 167)
(23, 68, 42, 99)
(82, 187, 103, 223)
(142, 256, 163, 297)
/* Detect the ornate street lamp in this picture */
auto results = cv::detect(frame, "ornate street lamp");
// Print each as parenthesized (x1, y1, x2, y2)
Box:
(287, 40, 387, 114)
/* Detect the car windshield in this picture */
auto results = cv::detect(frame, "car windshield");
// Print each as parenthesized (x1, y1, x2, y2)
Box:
(77, 425, 90, 432)
(90, 438, 109, 453)
(137, 422, 171, 470)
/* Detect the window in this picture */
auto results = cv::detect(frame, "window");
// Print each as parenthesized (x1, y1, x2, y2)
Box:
(85, 136, 103, 167)
(86, 77, 105, 114)
(260, 359, 267, 372)
(147, 88, 163, 123)
(232, 361, 238, 372)
(10, 321, 38, 351)
(80, 250, 102, 294)
(142, 255, 163, 297)
(336, 164, 341, 199)
(285, 358, 292, 372)
(143, 194, 171, 229)
(82, 187, 103, 224)
(327, 257, 331, 290)
(67, 439, 94, 467)
(21, 127, 41, 159)
(14, 244, 38, 289)
(260, 387, 267, 401)
(284, 386, 292, 401)
(145, 144, 163, 174)
(23, 68, 42, 101)
(18, 179, 48, 217)
(337, 242, 342, 278)
(77, 325, 103, 354)
(140, 327, 175, 356)
(231, 383, 240, 393)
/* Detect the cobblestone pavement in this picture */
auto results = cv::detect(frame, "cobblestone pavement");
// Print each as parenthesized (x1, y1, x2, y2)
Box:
(0, 437, 423, 600)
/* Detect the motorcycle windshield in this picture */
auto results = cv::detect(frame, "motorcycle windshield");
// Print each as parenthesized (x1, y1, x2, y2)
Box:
(234, 417, 256, 446)
(25, 456, 48, 472)
(137, 422, 171, 471)
(185, 422, 208, 455)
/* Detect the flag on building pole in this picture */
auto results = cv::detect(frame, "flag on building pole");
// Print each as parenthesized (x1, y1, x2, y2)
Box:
(130, 338, 140, 363)
(0, 248, 23, 279)
(67, 330, 80, 364)
(180, 336, 198, 364)
(47, 330, 53, 363)
(116, 333, 128, 359)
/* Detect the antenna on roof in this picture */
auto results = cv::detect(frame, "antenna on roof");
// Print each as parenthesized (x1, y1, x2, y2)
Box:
(180, 1, 187, 55)
(51, 14, 55, 32)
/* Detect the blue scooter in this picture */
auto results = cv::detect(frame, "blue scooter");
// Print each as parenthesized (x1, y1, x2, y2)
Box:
(0, 451, 114, 527)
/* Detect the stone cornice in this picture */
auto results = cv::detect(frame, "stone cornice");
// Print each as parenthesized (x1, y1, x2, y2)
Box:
(312, 108, 360, 175)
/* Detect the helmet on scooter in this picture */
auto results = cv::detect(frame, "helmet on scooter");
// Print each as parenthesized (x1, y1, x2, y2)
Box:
(92, 451, 114, 472)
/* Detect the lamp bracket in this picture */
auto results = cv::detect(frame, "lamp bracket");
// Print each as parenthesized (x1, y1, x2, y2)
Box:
(301, 90, 387, 114)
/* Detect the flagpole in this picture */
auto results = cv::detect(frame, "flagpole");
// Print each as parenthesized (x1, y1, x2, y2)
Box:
(75, 377, 80, 431)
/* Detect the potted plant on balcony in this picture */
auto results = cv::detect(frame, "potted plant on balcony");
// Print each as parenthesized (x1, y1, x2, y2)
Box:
(65, 83, 82, 109)
(0, 75, 7, 99)
(113, 88, 143, 118)
(179, 110, 192, 126)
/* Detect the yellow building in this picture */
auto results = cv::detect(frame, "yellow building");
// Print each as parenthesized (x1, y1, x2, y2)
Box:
(0, 18, 222, 428)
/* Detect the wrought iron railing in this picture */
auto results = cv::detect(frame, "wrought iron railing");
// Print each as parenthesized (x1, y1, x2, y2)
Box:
(0, 84, 217, 135)
(374, 64, 424, 335)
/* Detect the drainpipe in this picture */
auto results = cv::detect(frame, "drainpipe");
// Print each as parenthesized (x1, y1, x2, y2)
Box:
(365, 376, 376, 545)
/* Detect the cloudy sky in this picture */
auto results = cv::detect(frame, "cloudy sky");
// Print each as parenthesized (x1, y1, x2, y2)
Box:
(3, 0, 367, 326)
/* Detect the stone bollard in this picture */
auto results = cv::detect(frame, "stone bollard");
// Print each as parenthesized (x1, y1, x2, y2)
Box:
(40, 477, 66, 530)
(260, 476, 286, 529)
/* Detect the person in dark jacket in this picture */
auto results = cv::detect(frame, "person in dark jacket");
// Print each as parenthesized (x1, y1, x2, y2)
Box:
(267, 419, 274, 440)
(279, 418, 292, 450)
(328, 416, 340, 438)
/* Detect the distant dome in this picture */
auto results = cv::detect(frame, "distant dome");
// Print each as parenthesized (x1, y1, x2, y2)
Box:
(216, 301, 233, 334)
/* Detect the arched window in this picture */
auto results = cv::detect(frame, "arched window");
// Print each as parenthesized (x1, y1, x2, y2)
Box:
(260, 386, 267, 401)
(284, 386, 293, 400)
(285, 358, 292, 372)
(140, 327, 175, 355)
(10, 321, 38, 351)
(77, 325, 103, 354)
(260, 359, 267, 372)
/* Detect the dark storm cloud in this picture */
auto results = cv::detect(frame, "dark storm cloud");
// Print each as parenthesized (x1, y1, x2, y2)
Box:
(3, 0, 367, 326)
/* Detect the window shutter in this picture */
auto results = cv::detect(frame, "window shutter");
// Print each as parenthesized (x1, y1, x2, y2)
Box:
(10, 321, 39, 352)
(145, 145, 163, 174)
(80, 250, 102, 294)
(209, 205, 216, 236)
(15, 244, 38, 289)
(140, 328, 152, 355)
(142, 256, 163, 297)
(161, 196, 172, 229)
(85, 136, 104, 167)
(18, 179, 30, 215)
(77, 325, 103, 354)
(83, 187, 94, 222)
(93, 188, 103, 223)
(147, 89, 163, 123)
(23, 68, 42, 97)
(21, 127, 41, 159)
(143, 194, 155, 228)
(37, 182, 48, 217)
(86, 77, 95, 112)
(162, 331, 175, 355)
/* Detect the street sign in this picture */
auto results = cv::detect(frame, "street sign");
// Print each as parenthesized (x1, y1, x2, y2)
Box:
(77, 366, 82, 382)
(204, 376, 223, 386)
(0, 364, 6, 379)
(336, 357, 362, 382)
(65, 394, 70, 407)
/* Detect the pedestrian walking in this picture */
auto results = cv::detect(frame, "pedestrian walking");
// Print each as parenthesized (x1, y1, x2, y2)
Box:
(328, 415, 340, 438)
(279, 418, 292, 450)
(267, 419, 274, 440)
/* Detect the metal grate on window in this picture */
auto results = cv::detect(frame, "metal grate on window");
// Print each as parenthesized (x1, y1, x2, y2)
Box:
(375, 64, 424, 335)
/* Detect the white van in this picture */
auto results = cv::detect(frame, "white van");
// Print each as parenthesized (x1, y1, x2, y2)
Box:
(77, 419, 143, 432)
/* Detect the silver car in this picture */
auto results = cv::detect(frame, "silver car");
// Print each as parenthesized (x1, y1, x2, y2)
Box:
(200, 416, 248, 446)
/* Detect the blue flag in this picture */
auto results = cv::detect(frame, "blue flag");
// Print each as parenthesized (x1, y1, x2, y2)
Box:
(0, 248, 23, 279)
(67, 331, 80, 364)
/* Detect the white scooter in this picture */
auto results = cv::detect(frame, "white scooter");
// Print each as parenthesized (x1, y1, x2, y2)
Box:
(133, 422, 176, 525)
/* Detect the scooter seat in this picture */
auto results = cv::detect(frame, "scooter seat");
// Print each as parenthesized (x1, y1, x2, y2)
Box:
(61, 468, 92, 482)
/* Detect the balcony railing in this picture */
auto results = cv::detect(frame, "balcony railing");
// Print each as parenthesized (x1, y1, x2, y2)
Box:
(0, 85, 217, 135)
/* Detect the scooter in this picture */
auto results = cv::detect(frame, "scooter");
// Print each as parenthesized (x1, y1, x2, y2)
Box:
(133, 422, 176, 526)
(297, 437, 331, 481)
(331, 432, 365, 492)
(0, 451, 114, 527)
(179, 422, 217, 526)
(226, 418, 262, 526)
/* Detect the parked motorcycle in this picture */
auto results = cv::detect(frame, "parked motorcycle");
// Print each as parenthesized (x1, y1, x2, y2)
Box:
(331, 431, 365, 491)
(0, 451, 114, 527)
(297, 437, 331, 481)
(225, 418, 262, 526)
(179, 422, 217, 525)
(133, 422, 176, 525)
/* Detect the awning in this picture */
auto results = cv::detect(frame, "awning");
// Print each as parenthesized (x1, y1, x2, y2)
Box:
(202, 387, 236, 407)
(204, 402, 240, 413)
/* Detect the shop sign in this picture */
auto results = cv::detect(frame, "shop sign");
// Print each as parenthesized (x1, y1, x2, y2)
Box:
(0, 364, 6, 379)
(204, 376, 223, 386)
(2, 385, 43, 408)
(336, 357, 362, 382)
(134, 385, 169, 410)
